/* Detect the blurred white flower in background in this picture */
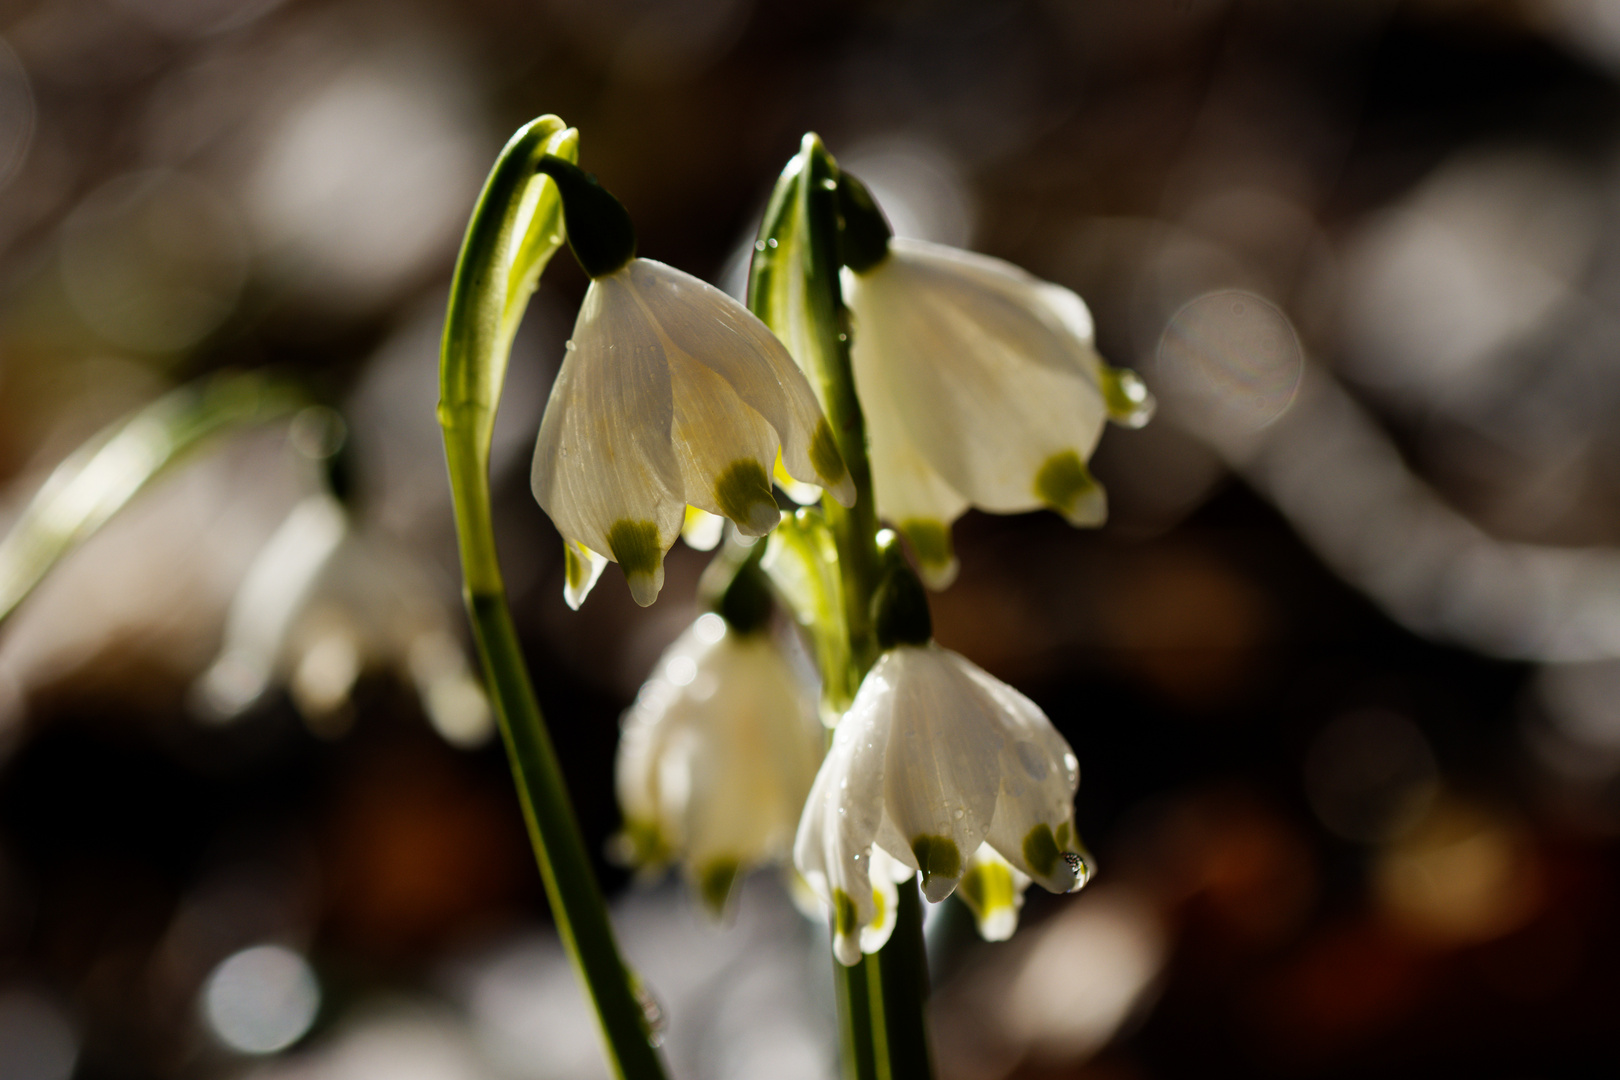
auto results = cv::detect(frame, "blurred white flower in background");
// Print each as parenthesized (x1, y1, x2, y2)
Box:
(193, 482, 491, 747)
(614, 603, 822, 912)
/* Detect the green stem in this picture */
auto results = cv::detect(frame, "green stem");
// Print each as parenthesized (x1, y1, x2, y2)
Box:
(795, 142, 882, 683)
(440, 116, 666, 1080)
(837, 955, 882, 1080)
(749, 133, 933, 1080)
(876, 882, 933, 1080)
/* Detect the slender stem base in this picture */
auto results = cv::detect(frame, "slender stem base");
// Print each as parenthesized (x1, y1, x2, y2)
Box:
(465, 590, 665, 1080)
(876, 882, 933, 1080)
(837, 955, 882, 1080)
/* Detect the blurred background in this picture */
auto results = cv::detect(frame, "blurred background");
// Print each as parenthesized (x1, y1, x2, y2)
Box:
(2, 0, 1620, 1077)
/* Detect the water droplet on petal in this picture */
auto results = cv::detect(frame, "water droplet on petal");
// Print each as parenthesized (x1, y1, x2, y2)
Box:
(1062, 851, 1091, 892)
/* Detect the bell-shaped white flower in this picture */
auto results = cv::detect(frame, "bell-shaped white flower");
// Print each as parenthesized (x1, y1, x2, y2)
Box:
(532, 257, 855, 608)
(615, 610, 824, 912)
(845, 236, 1153, 588)
(193, 492, 492, 747)
(793, 642, 1091, 965)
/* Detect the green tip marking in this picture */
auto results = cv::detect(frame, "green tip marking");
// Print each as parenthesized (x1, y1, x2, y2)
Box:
(1101, 365, 1153, 425)
(959, 859, 1016, 916)
(714, 459, 776, 526)
(564, 543, 591, 589)
(1023, 823, 1061, 878)
(617, 818, 670, 867)
(607, 519, 662, 577)
(809, 419, 847, 487)
(833, 888, 859, 938)
(910, 834, 961, 888)
(1034, 450, 1098, 516)
(697, 859, 740, 915)
(899, 519, 952, 572)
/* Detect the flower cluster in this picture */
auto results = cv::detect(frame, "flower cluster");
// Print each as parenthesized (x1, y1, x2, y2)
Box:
(520, 144, 1124, 958)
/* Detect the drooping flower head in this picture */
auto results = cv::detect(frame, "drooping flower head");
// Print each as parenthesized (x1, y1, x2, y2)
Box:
(528, 158, 853, 608)
(837, 177, 1154, 588)
(793, 562, 1091, 964)
(614, 553, 823, 913)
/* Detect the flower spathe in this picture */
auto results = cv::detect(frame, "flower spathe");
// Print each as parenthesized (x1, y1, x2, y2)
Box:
(616, 612, 824, 912)
(533, 257, 855, 608)
(845, 237, 1154, 588)
(793, 642, 1091, 965)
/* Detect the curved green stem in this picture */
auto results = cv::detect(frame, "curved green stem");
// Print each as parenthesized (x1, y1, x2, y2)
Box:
(0, 371, 302, 623)
(750, 133, 935, 1080)
(439, 116, 667, 1080)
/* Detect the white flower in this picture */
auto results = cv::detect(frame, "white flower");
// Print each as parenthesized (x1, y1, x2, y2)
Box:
(193, 492, 492, 747)
(793, 643, 1090, 965)
(615, 611, 824, 912)
(845, 237, 1153, 588)
(532, 257, 854, 608)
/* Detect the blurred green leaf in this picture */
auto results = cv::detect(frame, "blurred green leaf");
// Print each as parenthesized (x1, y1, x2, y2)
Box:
(0, 371, 302, 622)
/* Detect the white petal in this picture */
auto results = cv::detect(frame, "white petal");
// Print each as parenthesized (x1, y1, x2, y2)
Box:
(956, 844, 1031, 941)
(859, 845, 905, 955)
(681, 507, 725, 551)
(795, 668, 891, 965)
(942, 652, 1088, 895)
(681, 635, 822, 871)
(616, 622, 823, 912)
(532, 271, 685, 604)
(847, 240, 1110, 525)
(876, 646, 1006, 903)
(562, 540, 608, 609)
(622, 259, 855, 506)
(847, 285, 968, 588)
(666, 348, 782, 536)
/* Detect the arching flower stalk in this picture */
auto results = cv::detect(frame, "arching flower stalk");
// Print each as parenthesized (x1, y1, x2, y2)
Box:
(439, 117, 671, 1080)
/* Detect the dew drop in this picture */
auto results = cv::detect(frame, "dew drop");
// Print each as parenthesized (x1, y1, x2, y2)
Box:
(952, 808, 964, 820)
(1061, 851, 1091, 892)
(633, 981, 667, 1047)
(767, 237, 778, 249)
(754, 240, 766, 252)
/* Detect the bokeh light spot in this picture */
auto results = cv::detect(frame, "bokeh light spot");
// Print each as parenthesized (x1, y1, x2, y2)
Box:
(1157, 289, 1302, 433)
(0, 989, 77, 1080)
(1304, 710, 1438, 844)
(202, 944, 320, 1055)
